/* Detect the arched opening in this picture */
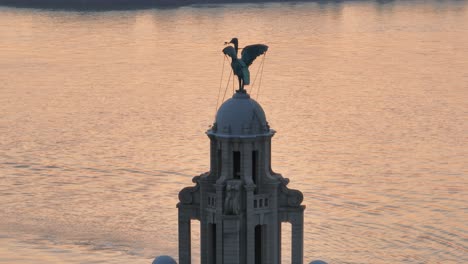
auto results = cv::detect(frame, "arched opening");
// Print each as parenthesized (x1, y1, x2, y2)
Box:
(252, 150, 258, 193)
(255, 224, 265, 264)
(233, 151, 241, 179)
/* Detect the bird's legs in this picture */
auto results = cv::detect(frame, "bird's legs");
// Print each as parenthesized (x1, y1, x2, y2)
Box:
(237, 77, 245, 93)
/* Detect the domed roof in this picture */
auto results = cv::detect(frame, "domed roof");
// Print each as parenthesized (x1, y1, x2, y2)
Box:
(152, 256, 177, 264)
(209, 91, 273, 137)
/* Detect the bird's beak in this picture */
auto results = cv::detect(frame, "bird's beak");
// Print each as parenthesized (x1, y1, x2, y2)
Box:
(224, 41, 229, 45)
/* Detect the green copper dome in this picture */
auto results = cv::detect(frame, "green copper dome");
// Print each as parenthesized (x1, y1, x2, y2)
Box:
(209, 92, 272, 137)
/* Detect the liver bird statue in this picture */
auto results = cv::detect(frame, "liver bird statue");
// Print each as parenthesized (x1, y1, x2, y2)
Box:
(222, 38, 268, 92)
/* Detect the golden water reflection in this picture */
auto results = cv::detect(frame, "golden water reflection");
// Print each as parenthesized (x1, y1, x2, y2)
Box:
(0, 1, 467, 263)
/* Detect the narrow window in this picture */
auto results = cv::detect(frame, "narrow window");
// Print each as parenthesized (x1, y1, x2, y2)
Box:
(259, 199, 263, 208)
(255, 225, 264, 264)
(254, 200, 258, 208)
(233, 151, 241, 179)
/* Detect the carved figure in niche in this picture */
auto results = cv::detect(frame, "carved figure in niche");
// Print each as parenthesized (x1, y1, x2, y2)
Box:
(224, 181, 240, 215)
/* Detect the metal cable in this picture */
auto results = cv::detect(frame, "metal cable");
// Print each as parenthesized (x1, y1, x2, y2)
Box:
(215, 55, 227, 115)
(256, 52, 267, 100)
(221, 70, 233, 104)
(250, 54, 265, 96)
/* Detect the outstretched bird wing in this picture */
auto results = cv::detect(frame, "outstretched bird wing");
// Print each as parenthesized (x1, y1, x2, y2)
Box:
(241, 44, 268, 66)
(222, 46, 237, 59)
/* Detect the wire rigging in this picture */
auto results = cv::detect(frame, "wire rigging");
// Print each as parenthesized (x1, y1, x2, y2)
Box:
(256, 52, 267, 100)
(215, 55, 227, 115)
(222, 70, 233, 105)
(250, 53, 266, 97)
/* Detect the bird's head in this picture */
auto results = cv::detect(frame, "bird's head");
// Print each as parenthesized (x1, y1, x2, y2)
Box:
(224, 37, 239, 46)
(229, 38, 238, 46)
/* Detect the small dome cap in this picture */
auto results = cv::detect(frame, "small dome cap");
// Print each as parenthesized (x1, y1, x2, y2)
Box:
(209, 91, 273, 137)
(309, 261, 328, 264)
(153, 255, 177, 264)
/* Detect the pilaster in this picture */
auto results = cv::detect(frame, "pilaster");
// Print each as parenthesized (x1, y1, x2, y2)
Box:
(178, 211, 191, 264)
(215, 183, 225, 264)
(291, 212, 304, 264)
(245, 184, 255, 264)
(223, 215, 241, 264)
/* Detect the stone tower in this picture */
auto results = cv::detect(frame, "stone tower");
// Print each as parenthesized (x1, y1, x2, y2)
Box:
(177, 90, 305, 264)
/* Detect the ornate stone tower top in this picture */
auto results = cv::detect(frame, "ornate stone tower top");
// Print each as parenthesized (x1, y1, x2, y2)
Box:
(177, 89, 305, 264)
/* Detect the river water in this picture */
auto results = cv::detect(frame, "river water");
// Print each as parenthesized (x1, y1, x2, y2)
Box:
(0, 1, 467, 263)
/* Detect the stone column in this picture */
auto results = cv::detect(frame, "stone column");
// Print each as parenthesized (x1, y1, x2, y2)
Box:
(223, 215, 241, 264)
(199, 180, 207, 264)
(245, 185, 255, 264)
(221, 141, 231, 180)
(266, 183, 280, 264)
(200, 214, 207, 264)
(278, 222, 282, 264)
(215, 183, 225, 264)
(209, 138, 217, 177)
(178, 210, 191, 264)
(242, 143, 252, 183)
(291, 212, 304, 264)
(263, 139, 276, 182)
